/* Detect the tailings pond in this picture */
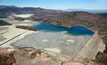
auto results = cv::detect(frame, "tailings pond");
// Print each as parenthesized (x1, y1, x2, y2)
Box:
(11, 21, 94, 59)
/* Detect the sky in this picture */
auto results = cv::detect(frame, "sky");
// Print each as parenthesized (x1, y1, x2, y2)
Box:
(0, 0, 107, 10)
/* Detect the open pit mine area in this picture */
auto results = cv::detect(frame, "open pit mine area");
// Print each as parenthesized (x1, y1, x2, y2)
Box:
(0, 15, 106, 65)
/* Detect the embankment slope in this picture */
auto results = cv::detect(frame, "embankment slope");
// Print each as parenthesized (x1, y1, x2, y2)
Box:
(75, 32, 105, 59)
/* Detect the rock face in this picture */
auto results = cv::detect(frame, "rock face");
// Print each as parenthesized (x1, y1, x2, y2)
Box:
(0, 48, 16, 65)
(75, 32, 105, 59)
(14, 47, 61, 65)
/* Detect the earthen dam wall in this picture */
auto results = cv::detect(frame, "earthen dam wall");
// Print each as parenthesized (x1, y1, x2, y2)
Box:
(75, 31, 105, 59)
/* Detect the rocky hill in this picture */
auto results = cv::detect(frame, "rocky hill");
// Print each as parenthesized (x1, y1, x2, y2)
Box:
(32, 12, 107, 53)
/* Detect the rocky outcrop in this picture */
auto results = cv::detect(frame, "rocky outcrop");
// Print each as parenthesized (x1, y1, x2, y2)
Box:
(14, 47, 61, 65)
(0, 48, 16, 65)
(0, 47, 101, 65)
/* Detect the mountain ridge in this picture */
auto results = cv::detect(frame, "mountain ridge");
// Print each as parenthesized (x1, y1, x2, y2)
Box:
(64, 9, 107, 13)
(0, 5, 62, 18)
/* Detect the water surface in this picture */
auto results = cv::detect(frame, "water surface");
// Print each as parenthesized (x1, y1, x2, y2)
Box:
(32, 21, 94, 35)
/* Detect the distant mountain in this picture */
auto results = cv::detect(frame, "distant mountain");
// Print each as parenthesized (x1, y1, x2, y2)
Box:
(64, 9, 107, 13)
(0, 5, 62, 18)
(0, 5, 8, 9)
